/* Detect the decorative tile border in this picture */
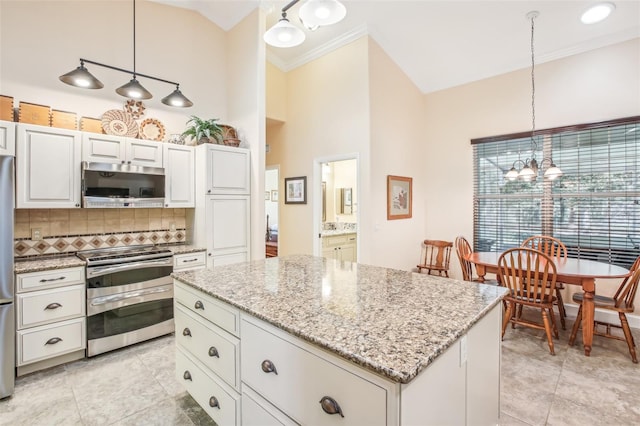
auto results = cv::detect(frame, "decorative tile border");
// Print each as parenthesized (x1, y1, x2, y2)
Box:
(15, 229, 186, 257)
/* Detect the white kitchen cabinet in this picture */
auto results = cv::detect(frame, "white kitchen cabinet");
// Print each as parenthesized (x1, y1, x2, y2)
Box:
(190, 144, 251, 267)
(196, 144, 250, 195)
(16, 123, 81, 208)
(322, 233, 357, 262)
(173, 251, 206, 272)
(0, 120, 16, 156)
(15, 266, 86, 375)
(163, 144, 195, 208)
(82, 133, 162, 168)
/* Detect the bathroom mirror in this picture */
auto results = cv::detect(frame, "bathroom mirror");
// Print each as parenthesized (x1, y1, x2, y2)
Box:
(339, 187, 352, 214)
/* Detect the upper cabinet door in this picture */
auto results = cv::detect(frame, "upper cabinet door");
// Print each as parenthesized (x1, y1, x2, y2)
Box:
(125, 138, 163, 168)
(164, 144, 195, 208)
(82, 133, 125, 163)
(16, 124, 81, 208)
(205, 145, 250, 195)
(0, 120, 16, 156)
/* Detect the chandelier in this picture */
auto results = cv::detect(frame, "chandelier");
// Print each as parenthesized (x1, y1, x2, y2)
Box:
(505, 11, 562, 182)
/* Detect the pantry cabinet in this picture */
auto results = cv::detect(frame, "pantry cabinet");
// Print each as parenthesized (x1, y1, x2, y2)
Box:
(0, 120, 15, 156)
(82, 133, 162, 168)
(16, 123, 81, 208)
(163, 144, 195, 208)
(190, 144, 251, 268)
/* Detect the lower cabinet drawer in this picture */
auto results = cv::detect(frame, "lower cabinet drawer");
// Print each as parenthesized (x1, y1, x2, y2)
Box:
(173, 251, 206, 271)
(17, 317, 86, 366)
(242, 385, 298, 426)
(17, 284, 85, 329)
(174, 281, 240, 337)
(175, 346, 239, 426)
(175, 303, 240, 390)
(240, 317, 388, 425)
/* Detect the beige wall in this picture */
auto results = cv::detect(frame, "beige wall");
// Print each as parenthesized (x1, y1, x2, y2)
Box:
(272, 37, 371, 257)
(266, 62, 286, 122)
(0, 0, 228, 135)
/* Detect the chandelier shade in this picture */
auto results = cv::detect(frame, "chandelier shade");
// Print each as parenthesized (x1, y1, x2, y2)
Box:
(263, 14, 306, 48)
(299, 0, 346, 27)
(58, 62, 104, 89)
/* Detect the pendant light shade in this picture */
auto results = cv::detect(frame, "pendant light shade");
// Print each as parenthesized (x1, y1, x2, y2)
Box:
(161, 86, 193, 108)
(59, 62, 104, 89)
(264, 15, 306, 48)
(299, 0, 346, 27)
(543, 163, 563, 180)
(115, 77, 152, 100)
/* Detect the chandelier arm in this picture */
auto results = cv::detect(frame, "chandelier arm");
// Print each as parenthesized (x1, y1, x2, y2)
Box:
(133, 0, 137, 76)
(79, 58, 179, 87)
(282, 0, 302, 13)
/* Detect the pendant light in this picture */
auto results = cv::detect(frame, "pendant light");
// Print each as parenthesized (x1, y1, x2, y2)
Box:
(59, 0, 193, 107)
(299, 0, 346, 27)
(505, 11, 562, 182)
(264, 11, 306, 48)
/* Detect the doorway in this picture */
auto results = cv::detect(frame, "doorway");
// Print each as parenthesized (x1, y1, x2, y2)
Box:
(314, 155, 359, 261)
(265, 166, 279, 257)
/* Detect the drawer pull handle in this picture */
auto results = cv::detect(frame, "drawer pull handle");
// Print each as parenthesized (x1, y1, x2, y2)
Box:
(182, 328, 191, 337)
(261, 359, 278, 375)
(45, 337, 63, 345)
(208, 346, 219, 358)
(183, 371, 192, 381)
(209, 396, 220, 409)
(194, 300, 204, 310)
(319, 396, 344, 418)
(183, 258, 198, 263)
(39, 276, 66, 283)
(44, 302, 62, 310)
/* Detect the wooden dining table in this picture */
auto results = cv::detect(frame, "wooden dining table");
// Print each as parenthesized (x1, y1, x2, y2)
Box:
(465, 251, 631, 356)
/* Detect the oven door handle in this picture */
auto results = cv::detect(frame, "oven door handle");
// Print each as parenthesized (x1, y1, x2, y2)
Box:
(87, 257, 173, 278)
(87, 285, 173, 316)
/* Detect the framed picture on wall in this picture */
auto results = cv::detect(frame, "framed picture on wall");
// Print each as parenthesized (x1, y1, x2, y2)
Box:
(271, 190, 278, 202)
(387, 175, 412, 220)
(284, 176, 307, 204)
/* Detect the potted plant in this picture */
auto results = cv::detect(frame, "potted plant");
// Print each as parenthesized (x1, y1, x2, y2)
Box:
(182, 116, 223, 145)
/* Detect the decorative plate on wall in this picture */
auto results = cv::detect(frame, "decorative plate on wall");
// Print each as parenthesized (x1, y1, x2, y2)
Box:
(101, 110, 139, 137)
(124, 99, 146, 119)
(139, 118, 166, 141)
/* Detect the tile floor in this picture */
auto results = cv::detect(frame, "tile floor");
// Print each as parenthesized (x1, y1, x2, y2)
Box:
(1, 317, 639, 426)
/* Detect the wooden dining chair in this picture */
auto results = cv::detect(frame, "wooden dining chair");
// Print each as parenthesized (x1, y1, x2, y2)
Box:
(417, 239, 453, 277)
(569, 256, 640, 363)
(454, 236, 498, 284)
(498, 247, 559, 355)
(522, 235, 568, 329)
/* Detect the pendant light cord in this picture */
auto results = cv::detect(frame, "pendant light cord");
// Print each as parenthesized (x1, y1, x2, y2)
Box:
(530, 12, 536, 153)
(133, 0, 137, 78)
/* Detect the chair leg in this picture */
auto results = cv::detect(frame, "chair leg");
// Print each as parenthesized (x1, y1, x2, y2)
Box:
(548, 307, 559, 339)
(569, 304, 583, 346)
(541, 309, 555, 355)
(619, 313, 638, 364)
(502, 302, 514, 340)
(555, 287, 566, 330)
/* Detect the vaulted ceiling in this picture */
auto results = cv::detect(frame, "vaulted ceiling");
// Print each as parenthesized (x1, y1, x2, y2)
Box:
(152, 1, 640, 93)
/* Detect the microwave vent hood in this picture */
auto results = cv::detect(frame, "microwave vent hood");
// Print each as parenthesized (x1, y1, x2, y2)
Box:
(82, 161, 166, 208)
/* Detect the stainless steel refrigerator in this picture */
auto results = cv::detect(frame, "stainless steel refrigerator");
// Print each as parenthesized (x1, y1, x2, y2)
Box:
(0, 155, 14, 399)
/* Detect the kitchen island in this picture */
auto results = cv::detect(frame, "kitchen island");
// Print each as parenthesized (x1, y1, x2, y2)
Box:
(172, 255, 507, 425)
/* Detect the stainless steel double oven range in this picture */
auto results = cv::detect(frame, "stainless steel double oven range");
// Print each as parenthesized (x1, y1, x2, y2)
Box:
(76, 245, 174, 357)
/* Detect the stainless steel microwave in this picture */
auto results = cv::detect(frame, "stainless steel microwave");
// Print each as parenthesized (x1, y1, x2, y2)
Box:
(81, 162, 165, 208)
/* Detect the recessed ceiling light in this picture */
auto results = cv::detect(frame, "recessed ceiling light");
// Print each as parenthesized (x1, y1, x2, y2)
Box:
(581, 2, 615, 24)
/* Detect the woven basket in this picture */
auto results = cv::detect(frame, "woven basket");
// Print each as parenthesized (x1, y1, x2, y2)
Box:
(222, 138, 241, 147)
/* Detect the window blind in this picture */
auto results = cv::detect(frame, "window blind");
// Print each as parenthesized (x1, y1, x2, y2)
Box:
(472, 117, 640, 268)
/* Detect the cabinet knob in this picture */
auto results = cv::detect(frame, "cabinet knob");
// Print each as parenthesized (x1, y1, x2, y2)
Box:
(45, 337, 63, 345)
(44, 302, 62, 310)
(208, 346, 220, 358)
(207, 189, 212, 194)
(319, 396, 344, 418)
(261, 359, 278, 375)
(194, 300, 204, 310)
(165, 204, 169, 207)
(183, 370, 192, 381)
(209, 396, 220, 409)
(121, 160, 125, 164)
(127, 161, 131, 165)
(182, 327, 191, 337)
(75, 203, 80, 207)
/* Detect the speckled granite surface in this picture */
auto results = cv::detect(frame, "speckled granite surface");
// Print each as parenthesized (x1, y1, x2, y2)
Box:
(167, 245, 206, 255)
(320, 230, 357, 237)
(172, 254, 507, 384)
(14, 255, 86, 274)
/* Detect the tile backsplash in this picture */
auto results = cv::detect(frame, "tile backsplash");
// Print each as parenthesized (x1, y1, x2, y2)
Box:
(14, 208, 189, 257)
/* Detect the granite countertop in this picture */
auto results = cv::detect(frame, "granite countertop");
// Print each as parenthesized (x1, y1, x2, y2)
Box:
(321, 229, 357, 237)
(14, 255, 86, 274)
(172, 254, 507, 384)
(167, 244, 206, 255)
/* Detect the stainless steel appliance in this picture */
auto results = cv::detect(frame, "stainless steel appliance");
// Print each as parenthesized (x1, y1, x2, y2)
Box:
(0, 155, 14, 398)
(81, 161, 165, 208)
(76, 245, 174, 357)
